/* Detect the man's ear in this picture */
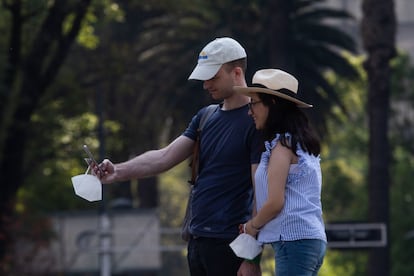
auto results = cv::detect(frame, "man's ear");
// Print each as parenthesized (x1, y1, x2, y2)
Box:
(233, 66, 244, 79)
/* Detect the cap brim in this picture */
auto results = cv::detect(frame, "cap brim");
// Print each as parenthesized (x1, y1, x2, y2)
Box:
(188, 64, 221, 80)
(234, 86, 313, 108)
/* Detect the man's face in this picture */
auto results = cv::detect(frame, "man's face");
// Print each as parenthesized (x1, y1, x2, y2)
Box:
(203, 66, 236, 100)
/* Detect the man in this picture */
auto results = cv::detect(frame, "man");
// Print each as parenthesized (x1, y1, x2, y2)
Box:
(95, 37, 262, 276)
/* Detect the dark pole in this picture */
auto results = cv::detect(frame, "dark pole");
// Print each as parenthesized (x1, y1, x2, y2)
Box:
(96, 88, 112, 276)
(361, 0, 396, 275)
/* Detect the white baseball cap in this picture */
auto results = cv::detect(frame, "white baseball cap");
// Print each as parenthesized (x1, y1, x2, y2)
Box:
(188, 37, 247, 81)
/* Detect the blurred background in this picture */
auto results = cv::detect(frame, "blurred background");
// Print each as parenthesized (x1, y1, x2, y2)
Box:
(0, 0, 413, 275)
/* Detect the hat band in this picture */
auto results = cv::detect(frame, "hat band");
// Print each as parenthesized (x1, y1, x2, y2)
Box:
(251, 83, 298, 99)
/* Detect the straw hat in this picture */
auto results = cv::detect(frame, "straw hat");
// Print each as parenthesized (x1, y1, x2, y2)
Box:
(234, 69, 312, 108)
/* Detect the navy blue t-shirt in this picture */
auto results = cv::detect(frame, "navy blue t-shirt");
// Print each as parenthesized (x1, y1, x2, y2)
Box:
(182, 104, 263, 239)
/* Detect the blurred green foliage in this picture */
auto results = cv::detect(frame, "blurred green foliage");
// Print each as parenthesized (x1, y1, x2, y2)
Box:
(1, 0, 413, 275)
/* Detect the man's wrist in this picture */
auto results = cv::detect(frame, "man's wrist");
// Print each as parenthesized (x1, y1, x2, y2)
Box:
(245, 253, 261, 265)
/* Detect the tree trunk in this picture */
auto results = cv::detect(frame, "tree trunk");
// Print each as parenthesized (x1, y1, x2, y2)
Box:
(138, 178, 159, 208)
(268, 0, 292, 71)
(0, 0, 92, 265)
(361, 0, 396, 275)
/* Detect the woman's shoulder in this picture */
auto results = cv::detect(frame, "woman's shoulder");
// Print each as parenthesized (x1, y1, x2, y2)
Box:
(267, 132, 291, 146)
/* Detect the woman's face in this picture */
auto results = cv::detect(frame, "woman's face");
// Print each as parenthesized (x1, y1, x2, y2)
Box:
(248, 93, 269, 130)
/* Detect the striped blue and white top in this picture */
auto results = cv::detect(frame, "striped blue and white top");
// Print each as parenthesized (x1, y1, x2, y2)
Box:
(255, 133, 327, 243)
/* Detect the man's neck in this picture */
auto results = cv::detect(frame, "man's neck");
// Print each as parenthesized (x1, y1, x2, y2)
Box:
(221, 94, 250, 111)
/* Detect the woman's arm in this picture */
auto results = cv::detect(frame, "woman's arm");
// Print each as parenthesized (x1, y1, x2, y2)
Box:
(246, 142, 294, 234)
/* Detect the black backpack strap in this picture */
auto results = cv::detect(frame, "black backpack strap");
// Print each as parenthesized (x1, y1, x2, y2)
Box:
(199, 104, 219, 131)
(189, 104, 219, 185)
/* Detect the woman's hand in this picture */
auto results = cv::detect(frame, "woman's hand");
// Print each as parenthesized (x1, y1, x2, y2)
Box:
(240, 220, 260, 237)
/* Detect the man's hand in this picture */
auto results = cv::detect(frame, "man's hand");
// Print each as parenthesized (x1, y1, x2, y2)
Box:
(237, 260, 261, 276)
(92, 159, 116, 184)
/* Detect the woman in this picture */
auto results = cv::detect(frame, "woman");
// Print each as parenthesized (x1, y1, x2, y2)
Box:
(234, 69, 327, 276)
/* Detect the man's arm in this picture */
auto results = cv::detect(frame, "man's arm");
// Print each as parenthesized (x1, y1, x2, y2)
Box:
(96, 135, 194, 183)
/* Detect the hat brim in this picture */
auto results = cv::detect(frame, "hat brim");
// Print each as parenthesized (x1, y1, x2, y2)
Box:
(188, 64, 221, 81)
(234, 86, 312, 108)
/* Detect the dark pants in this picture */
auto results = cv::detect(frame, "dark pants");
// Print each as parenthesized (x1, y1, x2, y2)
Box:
(187, 236, 243, 276)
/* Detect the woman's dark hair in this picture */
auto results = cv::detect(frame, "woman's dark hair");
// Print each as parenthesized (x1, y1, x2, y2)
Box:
(258, 93, 321, 156)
